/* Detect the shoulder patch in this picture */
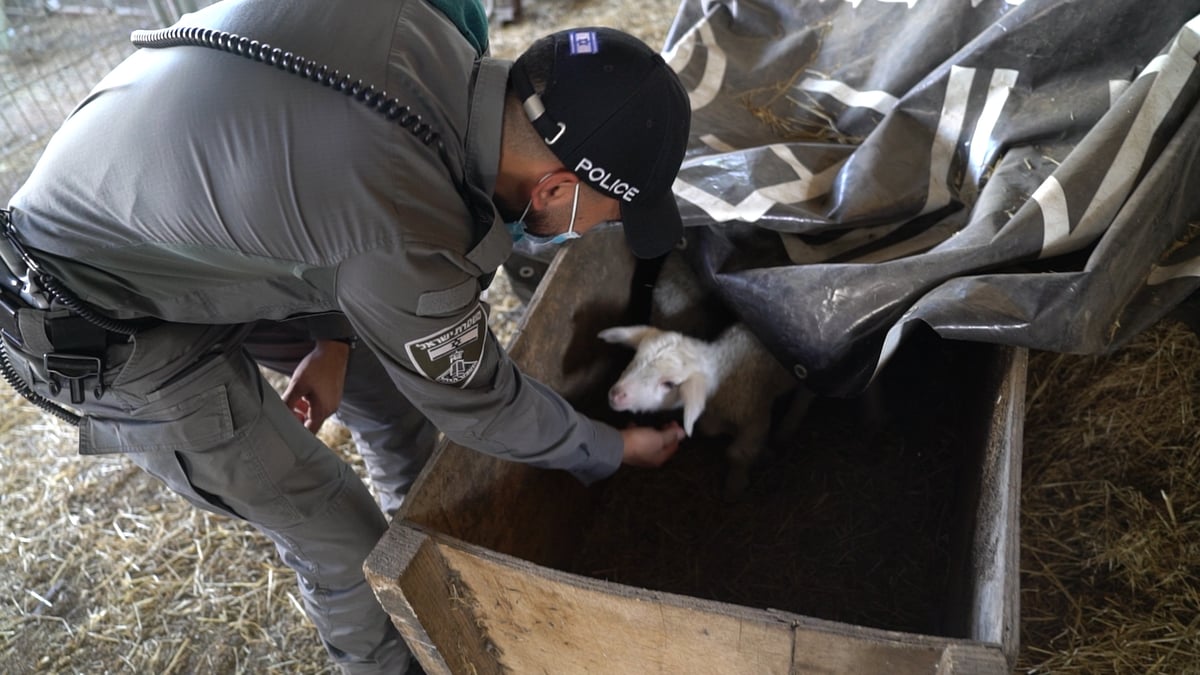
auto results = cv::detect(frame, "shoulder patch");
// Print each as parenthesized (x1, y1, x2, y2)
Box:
(404, 303, 488, 387)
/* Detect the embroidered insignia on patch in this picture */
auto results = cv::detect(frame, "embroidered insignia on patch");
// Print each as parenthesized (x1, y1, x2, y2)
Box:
(569, 30, 598, 55)
(404, 303, 488, 387)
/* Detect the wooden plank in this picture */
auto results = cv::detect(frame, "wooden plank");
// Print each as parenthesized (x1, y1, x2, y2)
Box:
(968, 345, 1025, 665)
(369, 525, 1011, 675)
(936, 341, 1024, 667)
(365, 524, 501, 675)
(437, 536, 795, 675)
(791, 629, 940, 673)
(397, 439, 583, 565)
(936, 644, 1013, 674)
(507, 223, 638, 401)
(790, 628, 1008, 674)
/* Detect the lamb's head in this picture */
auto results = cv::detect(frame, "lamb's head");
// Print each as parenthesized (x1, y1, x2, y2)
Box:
(598, 325, 712, 436)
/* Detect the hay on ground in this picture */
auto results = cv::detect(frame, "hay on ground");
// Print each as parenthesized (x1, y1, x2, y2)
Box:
(1018, 319, 1200, 674)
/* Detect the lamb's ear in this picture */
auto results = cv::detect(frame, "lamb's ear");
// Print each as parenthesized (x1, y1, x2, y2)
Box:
(597, 325, 658, 349)
(679, 373, 708, 437)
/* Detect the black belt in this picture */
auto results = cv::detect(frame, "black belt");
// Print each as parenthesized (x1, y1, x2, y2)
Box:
(0, 278, 128, 405)
(0, 285, 124, 351)
(0, 213, 151, 414)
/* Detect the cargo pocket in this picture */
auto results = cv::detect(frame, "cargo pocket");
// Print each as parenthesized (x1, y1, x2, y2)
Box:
(78, 383, 243, 519)
(79, 383, 235, 455)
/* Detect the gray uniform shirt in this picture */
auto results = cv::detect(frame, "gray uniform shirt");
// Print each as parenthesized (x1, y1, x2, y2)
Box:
(7, 0, 624, 483)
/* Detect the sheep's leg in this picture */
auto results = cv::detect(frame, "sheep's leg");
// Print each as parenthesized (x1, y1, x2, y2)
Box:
(723, 417, 771, 501)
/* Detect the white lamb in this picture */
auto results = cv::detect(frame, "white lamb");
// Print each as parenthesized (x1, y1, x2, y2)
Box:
(598, 322, 813, 500)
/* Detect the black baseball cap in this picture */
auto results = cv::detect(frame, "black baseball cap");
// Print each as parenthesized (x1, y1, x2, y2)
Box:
(511, 28, 691, 259)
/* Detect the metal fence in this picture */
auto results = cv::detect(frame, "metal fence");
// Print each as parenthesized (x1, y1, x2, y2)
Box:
(0, 0, 214, 201)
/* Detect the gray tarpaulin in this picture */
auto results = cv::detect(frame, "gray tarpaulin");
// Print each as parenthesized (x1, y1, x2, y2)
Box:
(656, 0, 1200, 396)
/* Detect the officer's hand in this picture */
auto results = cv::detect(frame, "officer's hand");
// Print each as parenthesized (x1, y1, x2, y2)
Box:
(282, 339, 351, 433)
(619, 422, 685, 468)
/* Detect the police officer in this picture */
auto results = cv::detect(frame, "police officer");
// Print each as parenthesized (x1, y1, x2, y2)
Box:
(0, 0, 691, 672)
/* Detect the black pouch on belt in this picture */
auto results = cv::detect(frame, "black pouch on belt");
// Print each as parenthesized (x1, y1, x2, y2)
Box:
(42, 315, 110, 404)
(0, 286, 22, 346)
(0, 279, 113, 405)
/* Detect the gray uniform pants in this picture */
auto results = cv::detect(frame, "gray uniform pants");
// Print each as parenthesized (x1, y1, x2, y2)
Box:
(245, 321, 436, 517)
(4, 318, 434, 674)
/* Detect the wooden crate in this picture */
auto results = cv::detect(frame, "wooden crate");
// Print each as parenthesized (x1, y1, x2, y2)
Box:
(365, 226, 1024, 675)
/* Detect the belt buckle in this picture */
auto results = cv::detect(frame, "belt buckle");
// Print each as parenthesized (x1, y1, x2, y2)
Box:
(43, 353, 102, 405)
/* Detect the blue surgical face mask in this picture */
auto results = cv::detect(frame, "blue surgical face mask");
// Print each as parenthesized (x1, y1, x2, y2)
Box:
(505, 218, 528, 243)
(506, 174, 582, 246)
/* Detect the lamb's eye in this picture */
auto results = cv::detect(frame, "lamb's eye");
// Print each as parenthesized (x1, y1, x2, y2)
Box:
(661, 380, 678, 390)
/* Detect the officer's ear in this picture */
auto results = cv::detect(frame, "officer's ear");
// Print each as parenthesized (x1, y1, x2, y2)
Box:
(530, 169, 579, 210)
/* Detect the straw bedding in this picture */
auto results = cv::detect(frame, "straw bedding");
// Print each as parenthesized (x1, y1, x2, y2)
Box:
(1019, 320, 1200, 673)
(3, 1, 1199, 672)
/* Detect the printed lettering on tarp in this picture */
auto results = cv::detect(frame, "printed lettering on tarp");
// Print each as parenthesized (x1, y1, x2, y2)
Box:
(660, 0, 1200, 395)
